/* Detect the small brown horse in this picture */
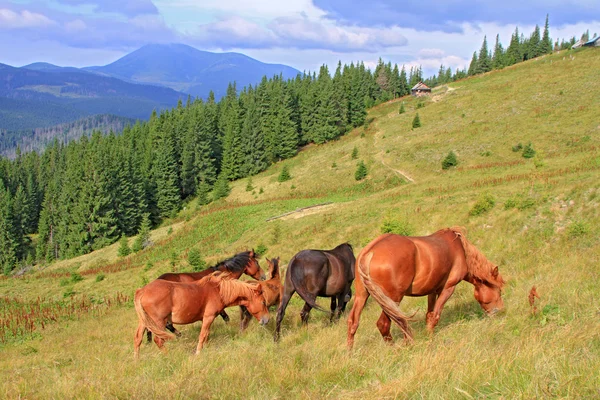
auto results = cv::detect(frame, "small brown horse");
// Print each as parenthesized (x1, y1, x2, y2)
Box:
(240, 257, 283, 330)
(134, 272, 270, 357)
(275, 243, 355, 342)
(156, 250, 265, 331)
(347, 227, 505, 349)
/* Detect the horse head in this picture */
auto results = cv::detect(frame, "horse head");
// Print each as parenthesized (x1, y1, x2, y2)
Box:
(242, 283, 270, 326)
(245, 249, 266, 281)
(472, 266, 505, 315)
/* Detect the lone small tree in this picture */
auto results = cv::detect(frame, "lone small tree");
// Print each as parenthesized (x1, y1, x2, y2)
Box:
(132, 213, 151, 252)
(399, 102, 405, 114)
(355, 160, 368, 181)
(196, 180, 211, 206)
(351, 146, 359, 159)
(442, 151, 458, 170)
(117, 235, 131, 257)
(278, 165, 291, 182)
(412, 113, 422, 128)
(212, 173, 231, 200)
(522, 142, 536, 159)
(245, 177, 254, 192)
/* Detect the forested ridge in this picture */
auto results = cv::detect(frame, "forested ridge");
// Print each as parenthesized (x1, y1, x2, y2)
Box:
(0, 16, 583, 273)
(0, 61, 425, 272)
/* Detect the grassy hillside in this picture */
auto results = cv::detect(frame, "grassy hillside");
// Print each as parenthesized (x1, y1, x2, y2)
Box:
(1, 48, 599, 398)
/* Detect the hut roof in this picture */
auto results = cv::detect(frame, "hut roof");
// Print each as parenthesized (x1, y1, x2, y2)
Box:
(411, 82, 431, 91)
(584, 36, 600, 46)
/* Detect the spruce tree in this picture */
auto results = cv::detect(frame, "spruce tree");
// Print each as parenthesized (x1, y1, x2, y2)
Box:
(541, 14, 553, 54)
(506, 27, 522, 65)
(477, 36, 492, 74)
(492, 34, 505, 69)
(196, 180, 212, 206)
(132, 213, 151, 252)
(355, 160, 368, 181)
(468, 52, 478, 75)
(118, 235, 131, 257)
(212, 172, 231, 200)
(0, 185, 18, 274)
(399, 102, 406, 114)
(277, 165, 292, 182)
(351, 146, 359, 159)
(412, 113, 422, 128)
(442, 151, 458, 169)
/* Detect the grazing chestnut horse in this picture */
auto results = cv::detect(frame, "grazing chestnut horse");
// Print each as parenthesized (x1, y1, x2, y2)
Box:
(134, 272, 270, 357)
(347, 227, 505, 349)
(274, 243, 355, 342)
(240, 257, 283, 330)
(156, 250, 265, 332)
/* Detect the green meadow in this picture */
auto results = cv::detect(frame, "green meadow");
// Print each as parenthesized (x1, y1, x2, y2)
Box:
(1, 48, 599, 399)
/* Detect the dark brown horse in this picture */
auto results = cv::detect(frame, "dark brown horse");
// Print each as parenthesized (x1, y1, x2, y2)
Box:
(347, 227, 505, 349)
(156, 250, 264, 332)
(274, 243, 355, 342)
(240, 257, 283, 330)
(134, 272, 270, 357)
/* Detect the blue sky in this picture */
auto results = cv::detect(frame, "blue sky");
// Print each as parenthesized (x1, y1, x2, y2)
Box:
(1, 0, 598, 75)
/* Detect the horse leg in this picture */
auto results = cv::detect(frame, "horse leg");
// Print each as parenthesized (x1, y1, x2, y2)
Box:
(239, 306, 252, 331)
(153, 335, 167, 354)
(146, 329, 152, 343)
(134, 322, 145, 359)
(376, 311, 393, 343)
(300, 302, 312, 325)
(347, 277, 370, 350)
(329, 297, 337, 322)
(274, 287, 295, 342)
(166, 321, 182, 337)
(195, 315, 216, 354)
(428, 285, 457, 332)
(426, 293, 439, 333)
(220, 310, 230, 323)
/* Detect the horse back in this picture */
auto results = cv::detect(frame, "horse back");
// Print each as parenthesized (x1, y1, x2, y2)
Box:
(156, 270, 211, 283)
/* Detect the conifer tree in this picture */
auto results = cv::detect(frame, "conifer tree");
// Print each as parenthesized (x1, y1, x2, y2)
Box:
(468, 52, 478, 75)
(212, 172, 231, 200)
(541, 14, 553, 54)
(118, 235, 131, 257)
(355, 160, 367, 181)
(477, 36, 492, 74)
(399, 102, 406, 114)
(132, 213, 151, 252)
(0, 185, 18, 274)
(277, 165, 292, 182)
(412, 113, 422, 128)
(196, 180, 212, 206)
(506, 27, 522, 65)
(492, 34, 505, 69)
(442, 151, 458, 169)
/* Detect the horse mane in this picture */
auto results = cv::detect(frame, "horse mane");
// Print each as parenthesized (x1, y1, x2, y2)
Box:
(215, 278, 259, 305)
(268, 258, 280, 279)
(209, 251, 255, 273)
(449, 226, 505, 288)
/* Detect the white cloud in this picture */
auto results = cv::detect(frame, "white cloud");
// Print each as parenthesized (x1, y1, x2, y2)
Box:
(0, 8, 57, 29)
(65, 19, 86, 32)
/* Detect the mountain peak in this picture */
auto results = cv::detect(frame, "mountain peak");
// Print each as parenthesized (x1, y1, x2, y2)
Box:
(84, 43, 300, 98)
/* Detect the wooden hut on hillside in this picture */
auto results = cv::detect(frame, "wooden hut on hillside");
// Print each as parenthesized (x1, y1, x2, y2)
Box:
(411, 82, 431, 97)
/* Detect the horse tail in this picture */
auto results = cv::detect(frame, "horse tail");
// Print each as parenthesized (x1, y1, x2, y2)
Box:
(134, 289, 175, 342)
(289, 257, 330, 314)
(358, 251, 414, 341)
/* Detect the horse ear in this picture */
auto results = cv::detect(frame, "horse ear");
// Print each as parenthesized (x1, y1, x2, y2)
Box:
(492, 266, 499, 278)
(255, 284, 263, 295)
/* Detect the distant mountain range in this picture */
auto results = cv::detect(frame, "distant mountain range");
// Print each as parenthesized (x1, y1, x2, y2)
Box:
(0, 44, 300, 133)
(84, 43, 301, 99)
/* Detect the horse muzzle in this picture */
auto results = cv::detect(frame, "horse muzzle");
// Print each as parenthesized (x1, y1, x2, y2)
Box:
(260, 315, 270, 326)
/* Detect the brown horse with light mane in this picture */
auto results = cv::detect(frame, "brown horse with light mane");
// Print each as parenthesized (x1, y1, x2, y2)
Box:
(240, 257, 283, 330)
(154, 250, 264, 333)
(347, 227, 505, 349)
(134, 272, 270, 357)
